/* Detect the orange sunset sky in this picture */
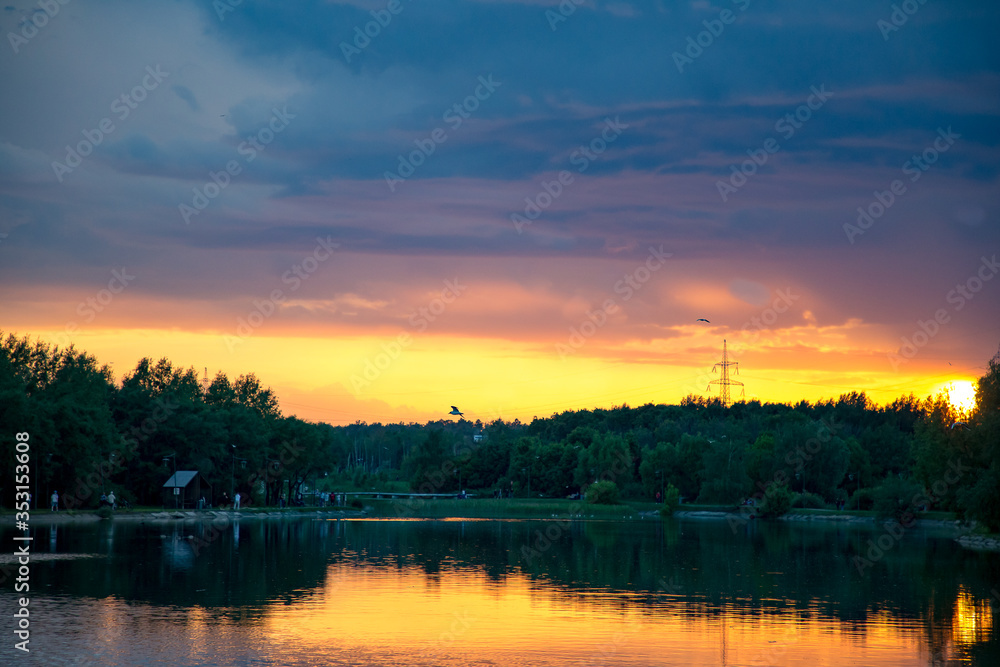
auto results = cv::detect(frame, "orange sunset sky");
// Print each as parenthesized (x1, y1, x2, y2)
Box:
(1, 1, 998, 425)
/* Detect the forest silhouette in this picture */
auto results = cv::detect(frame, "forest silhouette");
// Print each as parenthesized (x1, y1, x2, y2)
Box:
(2, 332, 997, 531)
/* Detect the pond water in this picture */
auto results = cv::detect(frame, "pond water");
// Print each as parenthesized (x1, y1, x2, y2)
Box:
(1, 516, 997, 666)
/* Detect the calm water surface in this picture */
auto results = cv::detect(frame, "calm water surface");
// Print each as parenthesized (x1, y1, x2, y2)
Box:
(1, 516, 997, 666)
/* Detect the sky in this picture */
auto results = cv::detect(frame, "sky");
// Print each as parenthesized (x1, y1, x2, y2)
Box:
(1, 0, 998, 425)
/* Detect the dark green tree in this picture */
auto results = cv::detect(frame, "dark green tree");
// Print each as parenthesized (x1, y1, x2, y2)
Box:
(698, 437, 750, 503)
(403, 429, 449, 492)
(956, 353, 1000, 530)
(638, 443, 675, 499)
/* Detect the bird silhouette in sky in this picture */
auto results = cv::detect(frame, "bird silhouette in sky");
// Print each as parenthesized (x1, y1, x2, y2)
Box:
(449, 406, 464, 417)
(696, 318, 710, 323)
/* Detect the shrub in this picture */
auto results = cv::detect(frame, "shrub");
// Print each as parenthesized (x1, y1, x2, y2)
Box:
(622, 481, 645, 500)
(585, 480, 620, 505)
(872, 475, 923, 522)
(757, 483, 793, 518)
(791, 492, 825, 509)
(957, 463, 1000, 533)
(659, 483, 681, 516)
(350, 498, 364, 509)
(96, 506, 113, 519)
(847, 488, 874, 511)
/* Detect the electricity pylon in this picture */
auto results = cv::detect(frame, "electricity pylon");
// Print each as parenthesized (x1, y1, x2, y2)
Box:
(707, 339, 744, 407)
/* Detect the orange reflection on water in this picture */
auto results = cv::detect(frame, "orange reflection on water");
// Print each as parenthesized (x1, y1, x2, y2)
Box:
(952, 586, 993, 646)
(259, 565, 938, 666)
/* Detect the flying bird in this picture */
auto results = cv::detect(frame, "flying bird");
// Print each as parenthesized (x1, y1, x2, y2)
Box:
(449, 406, 464, 417)
(696, 318, 710, 323)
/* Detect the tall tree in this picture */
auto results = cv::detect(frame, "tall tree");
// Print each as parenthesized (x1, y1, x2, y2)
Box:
(699, 437, 751, 503)
(956, 353, 1000, 529)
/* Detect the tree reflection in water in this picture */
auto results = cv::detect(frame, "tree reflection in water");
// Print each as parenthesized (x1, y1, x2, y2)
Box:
(1, 517, 997, 665)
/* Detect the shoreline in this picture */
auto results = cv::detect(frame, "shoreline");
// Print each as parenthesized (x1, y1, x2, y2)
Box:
(675, 509, 966, 529)
(0, 507, 366, 525)
(673, 509, 999, 552)
(5, 506, 998, 552)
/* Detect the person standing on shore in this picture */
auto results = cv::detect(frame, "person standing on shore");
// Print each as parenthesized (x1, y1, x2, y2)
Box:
(51, 490, 59, 511)
(108, 490, 116, 510)
(234, 492, 241, 510)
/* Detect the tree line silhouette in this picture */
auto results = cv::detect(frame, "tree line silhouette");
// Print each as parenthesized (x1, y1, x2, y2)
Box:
(1, 331, 997, 531)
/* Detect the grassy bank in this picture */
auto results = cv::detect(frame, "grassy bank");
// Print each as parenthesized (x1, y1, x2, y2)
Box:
(2, 502, 965, 526)
(362, 497, 663, 519)
(776, 507, 957, 521)
(358, 499, 965, 523)
(0, 505, 363, 524)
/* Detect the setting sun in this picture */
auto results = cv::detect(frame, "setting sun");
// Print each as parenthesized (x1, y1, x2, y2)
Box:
(946, 380, 978, 416)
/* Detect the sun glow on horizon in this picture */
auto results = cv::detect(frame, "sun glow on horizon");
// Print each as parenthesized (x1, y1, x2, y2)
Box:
(7, 326, 987, 425)
(944, 380, 977, 416)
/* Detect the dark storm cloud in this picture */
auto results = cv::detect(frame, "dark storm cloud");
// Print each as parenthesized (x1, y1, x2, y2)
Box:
(0, 0, 997, 361)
